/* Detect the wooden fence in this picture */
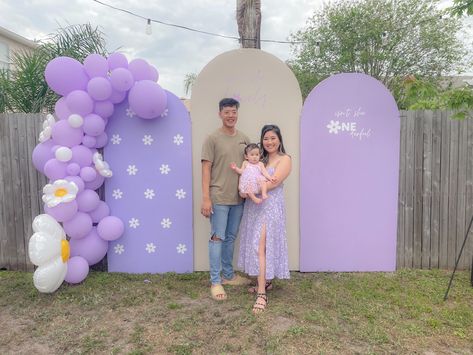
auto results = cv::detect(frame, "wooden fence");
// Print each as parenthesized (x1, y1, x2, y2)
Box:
(1, 112, 472, 271)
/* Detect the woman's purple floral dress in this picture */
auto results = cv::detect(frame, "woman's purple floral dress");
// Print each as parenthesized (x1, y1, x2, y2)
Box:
(238, 167, 290, 279)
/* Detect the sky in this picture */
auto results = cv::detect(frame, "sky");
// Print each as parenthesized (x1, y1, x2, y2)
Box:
(0, 0, 467, 98)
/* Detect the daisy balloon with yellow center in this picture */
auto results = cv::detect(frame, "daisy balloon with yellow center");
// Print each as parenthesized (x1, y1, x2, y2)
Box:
(42, 179, 78, 207)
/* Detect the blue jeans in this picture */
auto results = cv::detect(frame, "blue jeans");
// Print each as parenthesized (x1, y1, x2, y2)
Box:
(209, 203, 244, 285)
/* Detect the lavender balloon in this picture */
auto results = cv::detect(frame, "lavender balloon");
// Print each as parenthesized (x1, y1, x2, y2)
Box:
(66, 90, 94, 116)
(66, 162, 81, 176)
(88, 201, 110, 223)
(51, 120, 83, 147)
(128, 59, 150, 81)
(44, 200, 78, 222)
(148, 65, 159, 82)
(45, 57, 89, 96)
(80, 166, 97, 182)
(110, 68, 134, 92)
(84, 54, 108, 78)
(65, 176, 85, 193)
(82, 135, 97, 148)
(32, 140, 55, 173)
(71, 145, 93, 167)
(63, 211, 93, 239)
(84, 173, 105, 191)
(94, 132, 108, 148)
(43, 159, 68, 180)
(76, 189, 100, 212)
(55, 97, 72, 120)
(87, 77, 112, 101)
(109, 89, 127, 104)
(94, 100, 114, 118)
(128, 80, 167, 119)
(97, 216, 124, 241)
(65, 256, 89, 284)
(69, 227, 108, 266)
(83, 114, 105, 137)
(107, 52, 128, 70)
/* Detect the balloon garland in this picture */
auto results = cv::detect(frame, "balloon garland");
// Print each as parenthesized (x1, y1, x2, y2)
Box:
(29, 53, 168, 292)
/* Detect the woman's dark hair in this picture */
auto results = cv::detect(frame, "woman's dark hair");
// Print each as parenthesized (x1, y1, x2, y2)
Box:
(219, 98, 240, 111)
(244, 143, 260, 155)
(260, 124, 286, 163)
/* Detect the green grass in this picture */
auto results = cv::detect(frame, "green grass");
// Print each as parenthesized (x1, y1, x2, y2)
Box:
(0, 270, 472, 354)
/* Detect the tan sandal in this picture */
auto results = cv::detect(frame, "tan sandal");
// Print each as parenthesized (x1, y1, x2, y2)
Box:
(252, 293, 268, 314)
(210, 284, 227, 301)
(221, 274, 251, 286)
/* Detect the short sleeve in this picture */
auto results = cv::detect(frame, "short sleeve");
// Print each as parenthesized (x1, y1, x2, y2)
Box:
(201, 135, 214, 162)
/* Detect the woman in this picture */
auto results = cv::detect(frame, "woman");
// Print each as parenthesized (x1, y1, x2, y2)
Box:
(238, 124, 291, 313)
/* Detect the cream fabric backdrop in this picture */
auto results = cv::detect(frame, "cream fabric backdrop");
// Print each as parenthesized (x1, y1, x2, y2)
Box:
(191, 49, 302, 271)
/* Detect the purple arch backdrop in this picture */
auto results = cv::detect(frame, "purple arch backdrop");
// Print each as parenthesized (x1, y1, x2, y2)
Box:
(105, 91, 193, 273)
(300, 73, 400, 271)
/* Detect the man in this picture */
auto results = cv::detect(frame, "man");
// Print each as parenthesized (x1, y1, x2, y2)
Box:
(201, 98, 251, 300)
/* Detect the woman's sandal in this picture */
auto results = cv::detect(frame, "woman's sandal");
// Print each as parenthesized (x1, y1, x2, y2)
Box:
(248, 280, 273, 294)
(252, 293, 268, 314)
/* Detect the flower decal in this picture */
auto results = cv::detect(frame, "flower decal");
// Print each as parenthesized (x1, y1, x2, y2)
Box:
(28, 214, 69, 293)
(42, 179, 79, 207)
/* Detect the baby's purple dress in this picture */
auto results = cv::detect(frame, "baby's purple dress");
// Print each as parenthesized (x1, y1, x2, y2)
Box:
(239, 162, 265, 194)
(238, 167, 290, 279)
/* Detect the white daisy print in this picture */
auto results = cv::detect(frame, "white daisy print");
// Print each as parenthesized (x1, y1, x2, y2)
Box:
(142, 135, 154, 145)
(159, 164, 170, 175)
(112, 189, 123, 199)
(129, 218, 140, 229)
(327, 120, 341, 134)
(145, 243, 156, 253)
(173, 134, 184, 146)
(111, 134, 122, 145)
(126, 108, 135, 118)
(161, 218, 172, 229)
(127, 165, 138, 175)
(114, 244, 125, 255)
(176, 243, 187, 254)
(160, 108, 169, 117)
(144, 189, 155, 199)
(175, 189, 186, 200)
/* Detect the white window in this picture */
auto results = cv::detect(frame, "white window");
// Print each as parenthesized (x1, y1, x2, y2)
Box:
(0, 42, 9, 70)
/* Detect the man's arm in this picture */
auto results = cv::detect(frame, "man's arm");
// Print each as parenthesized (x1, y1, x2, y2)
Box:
(201, 160, 213, 218)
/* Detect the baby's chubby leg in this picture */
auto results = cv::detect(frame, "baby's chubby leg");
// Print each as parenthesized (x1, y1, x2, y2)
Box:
(248, 192, 262, 204)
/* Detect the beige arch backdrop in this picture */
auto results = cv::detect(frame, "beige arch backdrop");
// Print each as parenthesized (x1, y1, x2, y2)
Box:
(191, 49, 302, 271)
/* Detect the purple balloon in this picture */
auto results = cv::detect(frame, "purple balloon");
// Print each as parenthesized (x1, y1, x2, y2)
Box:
(66, 90, 94, 116)
(71, 145, 93, 167)
(69, 227, 108, 265)
(65, 175, 85, 193)
(84, 54, 108, 78)
(80, 166, 97, 182)
(109, 89, 126, 104)
(84, 173, 105, 190)
(128, 80, 167, 119)
(63, 211, 93, 239)
(148, 65, 159, 82)
(51, 120, 84, 147)
(128, 59, 150, 81)
(44, 200, 78, 222)
(55, 97, 72, 120)
(97, 216, 124, 241)
(107, 52, 128, 70)
(94, 100, 114, 118)
(94, 132, 108, 149)
(76, 189, 100, 212)
(43, 158, 68, 180)
(109, 68, 134, 92)
(45, 57, 89, 96)
(88, 201, 110, 223)
(65, 256, 89, 284)
(32, 140, 55, 173)
(82, 135, 97, 148)
(66, 162, 81, 176)
(87, 77, 112, 101)
(83, 114, 105, 137)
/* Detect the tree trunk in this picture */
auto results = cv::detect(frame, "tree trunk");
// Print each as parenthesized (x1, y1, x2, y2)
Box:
(236, 0, 261, 49)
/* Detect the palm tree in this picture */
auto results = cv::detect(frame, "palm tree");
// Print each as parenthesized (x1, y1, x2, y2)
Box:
(0, 23, 108, 113)
(183, 72, 197, 97)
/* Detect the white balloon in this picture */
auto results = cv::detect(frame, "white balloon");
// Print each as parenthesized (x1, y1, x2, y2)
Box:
(55, 147, 73, 162)
(33, 256, 67, 293)
(32, 214, 65, 239)
(68, 114, 84, 128)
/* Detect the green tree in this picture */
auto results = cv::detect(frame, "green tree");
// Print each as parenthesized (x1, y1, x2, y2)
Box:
(183, 72, 197, 97)
(450, 0, 473, 16)
(288, 0, 468, 106)
(0, 23, 108, 113)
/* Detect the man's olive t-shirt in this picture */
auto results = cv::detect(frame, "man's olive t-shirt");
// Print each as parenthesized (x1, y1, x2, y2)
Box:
(201, 129, 250, 205)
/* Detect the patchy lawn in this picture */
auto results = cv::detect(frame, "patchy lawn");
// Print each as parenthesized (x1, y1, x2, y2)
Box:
(0, 269, 472, 354)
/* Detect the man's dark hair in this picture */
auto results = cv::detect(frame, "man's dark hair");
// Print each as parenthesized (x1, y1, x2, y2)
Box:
(219, 98, 240, 111)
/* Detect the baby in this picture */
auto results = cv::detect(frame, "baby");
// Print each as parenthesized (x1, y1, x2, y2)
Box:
(230, 143, 277, 204)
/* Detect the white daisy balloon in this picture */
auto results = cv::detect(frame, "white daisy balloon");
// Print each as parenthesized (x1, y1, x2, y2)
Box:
(42, 179, 78, 207)
(38, 114, 56, 143)
(93, 152, 113, 177)
(28, 214, 69, 293)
